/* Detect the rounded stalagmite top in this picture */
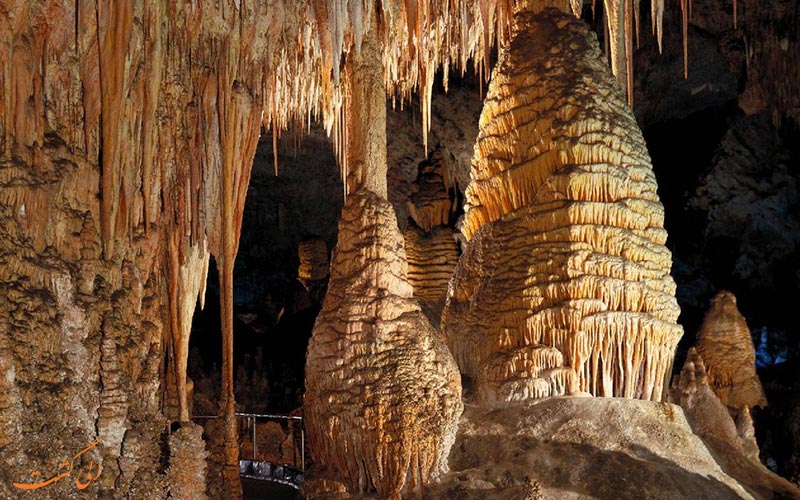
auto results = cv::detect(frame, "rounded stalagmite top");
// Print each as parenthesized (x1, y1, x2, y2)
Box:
(696, 291, 768, 410)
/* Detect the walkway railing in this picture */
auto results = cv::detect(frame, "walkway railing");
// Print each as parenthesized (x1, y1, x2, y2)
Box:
(190, 412, 306, 471)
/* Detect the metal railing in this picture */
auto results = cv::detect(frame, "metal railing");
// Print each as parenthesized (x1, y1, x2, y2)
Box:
(190, 412, 305, 471)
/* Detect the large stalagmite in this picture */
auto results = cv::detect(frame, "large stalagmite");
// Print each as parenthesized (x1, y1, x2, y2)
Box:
(303, 8, 462, 500)
(443, 7, 683, 404)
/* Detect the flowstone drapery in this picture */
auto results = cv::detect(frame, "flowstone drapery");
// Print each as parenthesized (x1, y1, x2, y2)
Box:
(442, 7, 683, 404)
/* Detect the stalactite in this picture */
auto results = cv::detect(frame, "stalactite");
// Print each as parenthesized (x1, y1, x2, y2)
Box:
(0, 0, 689, 496)
(680, 0, 689, 77)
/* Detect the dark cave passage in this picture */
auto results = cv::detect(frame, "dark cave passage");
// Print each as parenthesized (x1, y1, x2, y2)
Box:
(188, 125, 342, 418)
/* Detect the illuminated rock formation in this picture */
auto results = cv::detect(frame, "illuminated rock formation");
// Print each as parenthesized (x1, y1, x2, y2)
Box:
(404, 225, 459, 323)
(443, 7, 683, 403)
(669, 348, 746, 451)
(304, 10, 462, 500)
(669, 348, 799, 498)
(403, 151, 459, 323)
(0, 0, 745, 498)
(167, 423, 209, 500)
(696, 291, 767, 410)
(298, 238, 330, 303)
(420, 396, 800, 500)
(298, 239, 330, 287)
(407, 150, 455, 233)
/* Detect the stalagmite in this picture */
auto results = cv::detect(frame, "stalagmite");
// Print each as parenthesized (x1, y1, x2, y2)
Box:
(403, 150, 459, 323)
(298, 239, 330, 286)
(298, 238, 331, 303)
(669, 348, 769, 470)
(443, 7, 683, 404)
(406, 149, 456, 232)
(403, 225, 459, 323)
(695, 291, 767, 410)
(167, 423, 209, 500)
(304, 8, 462, 500)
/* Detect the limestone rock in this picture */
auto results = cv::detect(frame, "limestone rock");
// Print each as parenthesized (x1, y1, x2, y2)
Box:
(298, 239, 330, 286)
(696, 291, 767, 410)
(669, 348, 744, 450)
(167, 423, 208, 500)
(419, 397, 793, 500)
(407, 150, 455, 232)
(298, 238, 331, 303)
(305, 192, 462, 500)
(403, 225, 459, 324)
(669, 348, 800, 500)
(443, 8, 682, 403)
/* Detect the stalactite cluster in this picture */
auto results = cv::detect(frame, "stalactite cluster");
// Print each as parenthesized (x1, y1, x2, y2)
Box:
(443, 7, 683, 404)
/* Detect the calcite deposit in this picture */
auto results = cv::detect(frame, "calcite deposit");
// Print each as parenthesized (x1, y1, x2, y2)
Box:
(443, 7, 683, 403)
(403, 150, 460, 323)
(304, 10, 462, 500)
(1, 0, 785, 498)
(696, 291, 768, 410)
(669, 348, 799, 499)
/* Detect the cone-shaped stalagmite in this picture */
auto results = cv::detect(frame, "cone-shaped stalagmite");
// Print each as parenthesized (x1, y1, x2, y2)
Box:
(443, 7, 683, 403)
(304, 8, 462, 500)
(696, 291, 767, 410)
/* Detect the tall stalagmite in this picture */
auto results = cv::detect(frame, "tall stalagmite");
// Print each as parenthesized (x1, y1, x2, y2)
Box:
(404, 150, 459, 323)
(442, 6, 683, 404)
(304, 7, 462, 500)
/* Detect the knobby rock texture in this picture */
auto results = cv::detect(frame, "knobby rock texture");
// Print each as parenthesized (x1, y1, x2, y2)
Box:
(304, 192, 462, 500)
(443, 8, 683, 404)
(304, 11, 462, 500)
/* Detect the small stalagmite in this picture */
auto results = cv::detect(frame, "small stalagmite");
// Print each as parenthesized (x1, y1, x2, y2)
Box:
(407, 149, 455, 232)
(298, 239, 330, 287)
(304, 8, 462, 500)
(696, 291, 768, 410)
(442, 7, 683, 403)
(669, 348, 764, 466)
(403, 150, 460, 323)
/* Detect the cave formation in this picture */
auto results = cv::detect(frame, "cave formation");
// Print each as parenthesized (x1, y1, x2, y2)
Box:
(1, 0, 799, 499)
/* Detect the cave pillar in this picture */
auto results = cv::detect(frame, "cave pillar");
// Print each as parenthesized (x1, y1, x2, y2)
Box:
(303, 7, 462, 500)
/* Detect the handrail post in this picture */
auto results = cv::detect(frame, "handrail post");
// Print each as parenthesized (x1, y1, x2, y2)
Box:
(252, 415, 257, 461)
(300, 423, 305, 471)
